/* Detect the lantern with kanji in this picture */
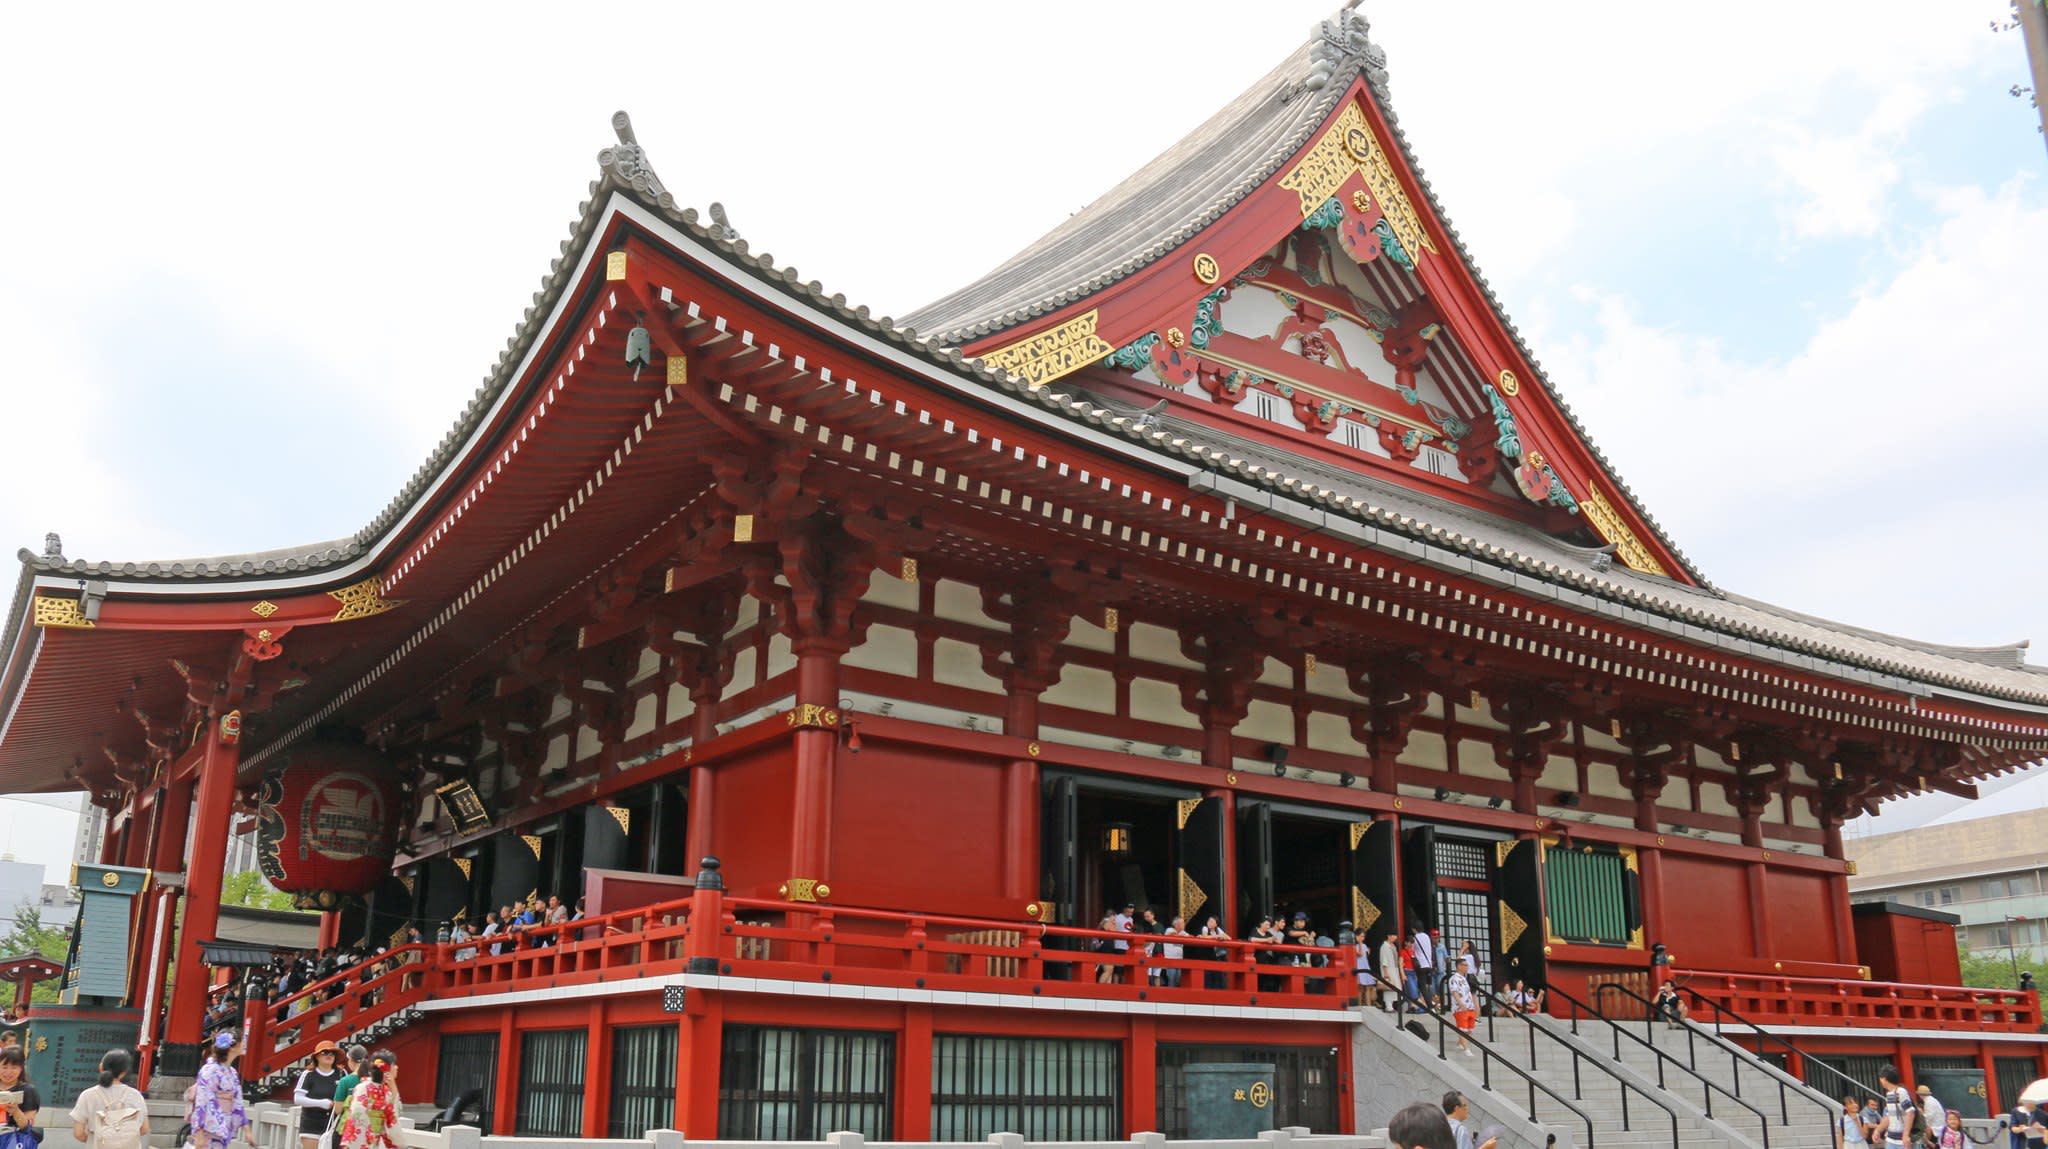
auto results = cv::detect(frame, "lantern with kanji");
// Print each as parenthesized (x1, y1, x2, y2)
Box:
(254, 741, 401, 910)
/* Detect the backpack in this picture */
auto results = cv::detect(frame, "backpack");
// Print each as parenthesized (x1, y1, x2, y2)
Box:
(87, 1090, 144, 1149)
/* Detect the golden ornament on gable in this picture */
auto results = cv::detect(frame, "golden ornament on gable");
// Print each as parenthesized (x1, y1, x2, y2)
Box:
(1192, 253, 1221, 285)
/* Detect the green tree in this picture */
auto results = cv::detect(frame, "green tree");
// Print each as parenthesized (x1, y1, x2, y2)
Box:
(220, 871, 303, 912)
(1956, 940, 2044, 990)
(0, 904, 74, 1006)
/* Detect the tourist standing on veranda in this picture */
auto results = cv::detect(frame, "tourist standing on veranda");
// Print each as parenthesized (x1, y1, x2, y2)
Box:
(338, 1051, 401, 1149)
(192, 1031, 254, 1149)
(293, 1042, 344, 1149)
(69, 1049, 147, 1149)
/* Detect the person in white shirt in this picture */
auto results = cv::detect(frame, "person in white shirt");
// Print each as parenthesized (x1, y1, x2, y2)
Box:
(1160, 917, 1187, 987)
(1409, 927, 1434, 1006)
(1916, 1086, 1945, 1140)
(1879, 1065, 1915, 1148)
(69, 1049, 149, 1149)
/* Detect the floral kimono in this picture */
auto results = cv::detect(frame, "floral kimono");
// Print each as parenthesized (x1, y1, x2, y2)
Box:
(338, 1079, 401, 1149)
(191, 1059, 247, 1146)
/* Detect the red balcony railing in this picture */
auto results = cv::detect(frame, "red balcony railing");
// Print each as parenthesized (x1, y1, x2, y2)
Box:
(248, 889, 1359, 1081)
(1676, 968, 2042, 1033)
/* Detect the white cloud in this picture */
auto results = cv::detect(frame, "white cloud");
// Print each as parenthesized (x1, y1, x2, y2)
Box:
(1533, 177, 2048, 648)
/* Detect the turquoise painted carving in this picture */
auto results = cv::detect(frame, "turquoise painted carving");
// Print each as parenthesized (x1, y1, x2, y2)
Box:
(1189, 288, 1227, 351)
(1484, 383, 1523, 461)
(1104, 332, 1160, 372)
(1401, 428, 1422, 453)
(1303, 196, 1345, 231)
(1373, 219, 1414, 270)
(1544, 474, 1580, 513)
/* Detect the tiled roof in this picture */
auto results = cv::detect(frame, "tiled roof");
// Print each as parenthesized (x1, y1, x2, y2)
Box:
(901, 8, 1707, 586)
(6, 82, 2042, 736)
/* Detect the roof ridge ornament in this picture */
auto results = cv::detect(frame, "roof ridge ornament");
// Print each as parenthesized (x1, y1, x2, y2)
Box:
(598, 110, 675, 209)
(1305, 5, 1387, 93)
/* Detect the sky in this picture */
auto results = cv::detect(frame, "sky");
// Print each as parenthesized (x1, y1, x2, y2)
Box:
(0, 2, 2042, 875)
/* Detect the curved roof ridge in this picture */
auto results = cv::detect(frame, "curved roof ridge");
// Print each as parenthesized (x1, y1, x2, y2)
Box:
(902, 10, 1384, 344)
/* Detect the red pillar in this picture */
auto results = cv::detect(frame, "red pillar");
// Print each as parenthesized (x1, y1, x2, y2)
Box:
(683, 681, 721, 867)
(164, 714, 242, 1047)
(899, 1003, 934, 1140)
(787, 639, 844, 880)
(1746, 862, 1771, 959)
(1000, 686, 1043, 905)
(674, 991, 724, 1135)
(582, 999, 609, 1137)
(1127, 1016, 1158, 1134)
(494, 1011, 520, 1135)
(1209, 787, 1238, 936)
(317, 912, 341, 951)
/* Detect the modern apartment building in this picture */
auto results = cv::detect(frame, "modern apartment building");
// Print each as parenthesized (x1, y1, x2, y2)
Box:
(1847, 775, 2048, 963)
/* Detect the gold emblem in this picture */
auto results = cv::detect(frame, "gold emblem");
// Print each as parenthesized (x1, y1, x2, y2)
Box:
(1578, 489, 1669, 577)
(1166, 327, 1186, 348)
(1247, 1081, 1272, 1109)
(605, 251, 628, 281)
(899, 557, 918, 582)
(667, 357, 689, 388)
(522, 834, 543, 859)
(31, 595, 93, 629)
(1225, 772, 1238, 785)
(1303, 653, 1317, 676)
(1499, 902, 1528, 952)
(1351, 190, 1372, 213)
(1178, 869, 1209, 921)
(1026, 742, 1041, 758)
(604, 806, 631, 834)
(979, 309, 1116, 389)
(328, 578, 400, 622)
(101, 871, 121, 888)
(1495, 840, 1518, 866)
(780, 878, 829, 903)
(251, 601, 279, 618)
(1279, 102, 1437, 258)
(1192, 253, 1221, 285)
(1351, 890, 1381, 934)
(1349, 821, 1369, 850)
(1177, 798, 1204, 830)
(1496, 369, 1520, 397)
(452, 857, 473, 879)
(785, 704, 840, 729)
(732, 514, 755, 543)
(1102, 607, 1119, 633)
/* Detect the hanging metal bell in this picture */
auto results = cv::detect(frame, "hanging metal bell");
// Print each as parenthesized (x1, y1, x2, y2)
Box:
(624, 326, 653, 380)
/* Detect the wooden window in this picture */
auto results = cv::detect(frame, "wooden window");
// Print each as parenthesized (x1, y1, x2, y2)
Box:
(931, 1036, 1120, 1141)
(515, 1029, 586, 1136)
(434, 1033, 497, 1133)
(608, 1025, 677, 1137)
(1542, 844, 1638, 947)
(718, 1025, 894, 1140)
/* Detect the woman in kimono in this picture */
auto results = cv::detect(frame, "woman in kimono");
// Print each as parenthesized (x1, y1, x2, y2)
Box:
(337, 1050, 400, 1149)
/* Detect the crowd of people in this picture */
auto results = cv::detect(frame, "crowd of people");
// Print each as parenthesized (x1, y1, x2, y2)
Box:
(444, 895, 587, 957)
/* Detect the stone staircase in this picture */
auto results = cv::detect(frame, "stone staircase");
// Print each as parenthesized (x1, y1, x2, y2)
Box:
(1352, 1003, 1841, 1149)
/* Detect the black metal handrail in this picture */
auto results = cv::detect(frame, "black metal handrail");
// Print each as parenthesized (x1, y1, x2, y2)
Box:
(1547, 984, 1776, 1149)
(1424, 988, 1685, 1149)
(1397, 996, 1605, 1149)
(1592, 982, 1836, 1134)
(1673, 983, 1884, 1105)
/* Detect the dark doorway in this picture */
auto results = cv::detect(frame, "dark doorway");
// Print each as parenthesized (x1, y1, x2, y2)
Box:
(1076, 789, 1177, 925)
(1041, 773, 1212, 931)
(1268, 813, 1347, 933)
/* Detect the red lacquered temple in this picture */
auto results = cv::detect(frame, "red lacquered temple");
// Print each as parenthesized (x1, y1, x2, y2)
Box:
(4, 8, 2043, 1142)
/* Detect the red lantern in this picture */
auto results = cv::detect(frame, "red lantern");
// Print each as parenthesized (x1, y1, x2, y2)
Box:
(253, 741, 401, 911)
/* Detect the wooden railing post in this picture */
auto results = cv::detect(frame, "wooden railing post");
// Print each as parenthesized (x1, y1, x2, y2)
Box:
(685, 856, 725, 974)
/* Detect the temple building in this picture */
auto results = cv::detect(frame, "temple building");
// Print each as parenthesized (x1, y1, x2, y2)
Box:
(3, 8, 2044, 1141)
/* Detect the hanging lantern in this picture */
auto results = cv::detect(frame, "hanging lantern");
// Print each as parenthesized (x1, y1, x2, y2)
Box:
(1102, 823, 1134, 856)
(254, 741, 402, 911)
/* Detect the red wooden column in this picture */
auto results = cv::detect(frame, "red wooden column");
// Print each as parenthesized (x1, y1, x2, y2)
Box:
(985, 585, 1070, 906)
(788, 637, 846, 880)
(675, 858, 729, 1135)
(1126, 1015, 1159, 1134)
(1208, 786, 1238, 935)
(1624, 749, 1676, 950)
(164, 711, 243, 1046)
(898, 1002, 934, 1140)
(582, 998, 610, 1137)
(1820, 809, 1858, 964)
(493, 1011, 520, 1135)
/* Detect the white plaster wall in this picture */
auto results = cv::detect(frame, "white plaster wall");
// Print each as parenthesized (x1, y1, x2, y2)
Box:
(1304, 710, 1364, 755)
(1042, 664, 1116, 715)
(933, 637, 1002, 693)
(726, 646, 758, 695)
(624, 694, 658, 742)
(1455, 739, 1509, 781)
(1697, 780, 1739, 818)
(1240, 699, 1294, 744)
(575, 724, 603, 762)
(629, 647, 662, 686)
(1130, 677, 1200, 730)
(843, 624, 916, 674)
(1256, 656, 1293, 689)
(541, 732, 569, 774)
(932, 579, 995, 626)
(862, 572, 919, 611)
(763, 633, 797, 680)
(1128, 622, 1198, 669)
(1064, 617, 1116, 654)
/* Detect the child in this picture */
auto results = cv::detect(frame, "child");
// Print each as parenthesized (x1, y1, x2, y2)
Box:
(1447, 967, 1478, 1055)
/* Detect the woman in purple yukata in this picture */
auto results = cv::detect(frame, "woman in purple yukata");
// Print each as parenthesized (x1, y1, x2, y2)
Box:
(191, 1030, 254, 1149)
